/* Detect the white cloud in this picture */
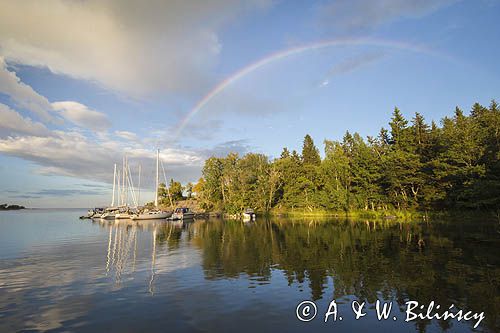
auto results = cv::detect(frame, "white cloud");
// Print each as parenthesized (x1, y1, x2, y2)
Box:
(320, 0, 458, 32)
(0, 57, 56, 122)
(52, 101, 111, 131)
(0, 130, 204, 184)
(115, 130, 138, 141)
(0, 0, 271, 96)
(0, 103, 51, 137)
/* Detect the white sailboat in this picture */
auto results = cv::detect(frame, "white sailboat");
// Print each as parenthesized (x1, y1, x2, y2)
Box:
(100, 163, 119, 220)
(115, 156, 134, 219)
(130, 149, 171, 220)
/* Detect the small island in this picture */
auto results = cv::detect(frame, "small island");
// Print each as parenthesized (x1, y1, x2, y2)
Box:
(0, 204, 26, 211)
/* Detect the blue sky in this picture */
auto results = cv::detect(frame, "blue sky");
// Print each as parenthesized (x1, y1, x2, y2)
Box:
(0, 0, 499, 207)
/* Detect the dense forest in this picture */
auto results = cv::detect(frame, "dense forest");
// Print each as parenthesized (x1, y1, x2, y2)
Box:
(164, 101, 500, 214)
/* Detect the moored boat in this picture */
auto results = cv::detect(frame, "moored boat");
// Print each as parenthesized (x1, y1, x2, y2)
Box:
(171, 207, 194, 220)
(131, 209, 171, 220)
(115, 207, 135, 219)
(101, 207, 121, 220)
(242, 208, 256, 221)
(88, 207, 105, 218)
(130, 149, 172, 221)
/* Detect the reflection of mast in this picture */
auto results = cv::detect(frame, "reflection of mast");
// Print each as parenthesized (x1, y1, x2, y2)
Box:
(106, 225, 113, 273)
(114, 225, 138, 283)
(149, 227, 157, 295)
(133, 227, 137, 272)
(112, 223, 118, 265)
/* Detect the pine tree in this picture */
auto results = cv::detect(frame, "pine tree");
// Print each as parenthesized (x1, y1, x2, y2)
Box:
(389, 107, 410, 149)
(280, 147, 290, 159)
(301, 134, 321, 166)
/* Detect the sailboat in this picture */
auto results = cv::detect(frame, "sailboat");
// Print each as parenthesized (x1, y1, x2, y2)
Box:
(101, 163, 121, 220)
(99, 156, 139, 220)
(130, 150, 171, 220)
(115, 156, 135, 219)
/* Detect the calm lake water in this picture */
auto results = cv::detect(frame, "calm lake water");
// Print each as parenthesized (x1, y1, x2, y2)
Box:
(0, 209, 499, 332)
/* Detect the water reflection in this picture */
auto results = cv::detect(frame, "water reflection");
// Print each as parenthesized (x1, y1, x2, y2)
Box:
(101, 219, 185, 293)
(188, 218, 500, 331)
(0, 211, 498, 332)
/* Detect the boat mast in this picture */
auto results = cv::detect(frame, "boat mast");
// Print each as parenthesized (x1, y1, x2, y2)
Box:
(154, 149, 159, 208)
(121, 155, 126, 206)
(111, 163, 116, 207)
(125, 156, 129, 206)
(117, 169, 121, 206)
(138, 164, 141, 206)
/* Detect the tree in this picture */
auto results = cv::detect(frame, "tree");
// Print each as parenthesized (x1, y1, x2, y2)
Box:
(194, 100, 500, 212)
(168, 179, 184, 202)
(301, 134, 321, 166)
(389, 107, 411, 149)
(185, 182, 193, 198)
(157, 182, 173, 208)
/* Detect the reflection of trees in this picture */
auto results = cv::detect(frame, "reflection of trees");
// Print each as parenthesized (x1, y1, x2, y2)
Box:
(156, 222, 183, 250)
(191, 218, 500, 332)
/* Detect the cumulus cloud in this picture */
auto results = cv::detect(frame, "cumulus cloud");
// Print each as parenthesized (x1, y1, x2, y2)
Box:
(52, 101, 111, 131)
(320, 0, 458, 33)
(0, 57, 56, 122)
(0, 103, 51, 137)
(0, 0, 271, 96)
(0, 130, 204, 184)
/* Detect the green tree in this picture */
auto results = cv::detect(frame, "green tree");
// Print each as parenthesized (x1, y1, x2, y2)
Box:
(301, 134, 321, 166)
(168, 179, 184, 202)
(185, 182, 193, 198)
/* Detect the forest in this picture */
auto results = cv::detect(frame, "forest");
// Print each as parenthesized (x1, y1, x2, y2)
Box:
(162, 101, 500, 214)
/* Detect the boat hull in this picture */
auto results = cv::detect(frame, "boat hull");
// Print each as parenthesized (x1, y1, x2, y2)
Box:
(115, 213, 131, 219)
(171, 212, 194, 220)
(101, 213, 116, 220)
(130, 212, 171, 220)
(242, 213, 256, 221)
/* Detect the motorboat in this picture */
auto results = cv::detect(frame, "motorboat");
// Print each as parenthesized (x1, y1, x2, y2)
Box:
(242, 208, 256, 221)
(87, 207, 105, 218)
(171, 207, 194, 220)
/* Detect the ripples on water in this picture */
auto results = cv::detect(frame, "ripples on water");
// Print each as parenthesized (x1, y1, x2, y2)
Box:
(0, 209, 499, 332)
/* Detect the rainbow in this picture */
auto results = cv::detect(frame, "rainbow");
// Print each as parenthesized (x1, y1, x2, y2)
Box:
(174, 38, 455, 138)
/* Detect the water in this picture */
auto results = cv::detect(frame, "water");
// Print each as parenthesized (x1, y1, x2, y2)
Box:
(0, 210, 499, 332)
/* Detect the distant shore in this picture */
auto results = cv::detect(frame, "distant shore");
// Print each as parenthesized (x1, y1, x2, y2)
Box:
(0, 204, 26, 211)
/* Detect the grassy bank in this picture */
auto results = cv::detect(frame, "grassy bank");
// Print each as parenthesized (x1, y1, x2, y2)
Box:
(266, 208, 500, 222)
(268, 208, 424, 220)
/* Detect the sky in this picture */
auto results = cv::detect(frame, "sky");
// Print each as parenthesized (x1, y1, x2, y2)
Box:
(0, 0, 499, 208)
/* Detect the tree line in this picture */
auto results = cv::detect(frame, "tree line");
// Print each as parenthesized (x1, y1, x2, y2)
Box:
(189, 101, 500, 213)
